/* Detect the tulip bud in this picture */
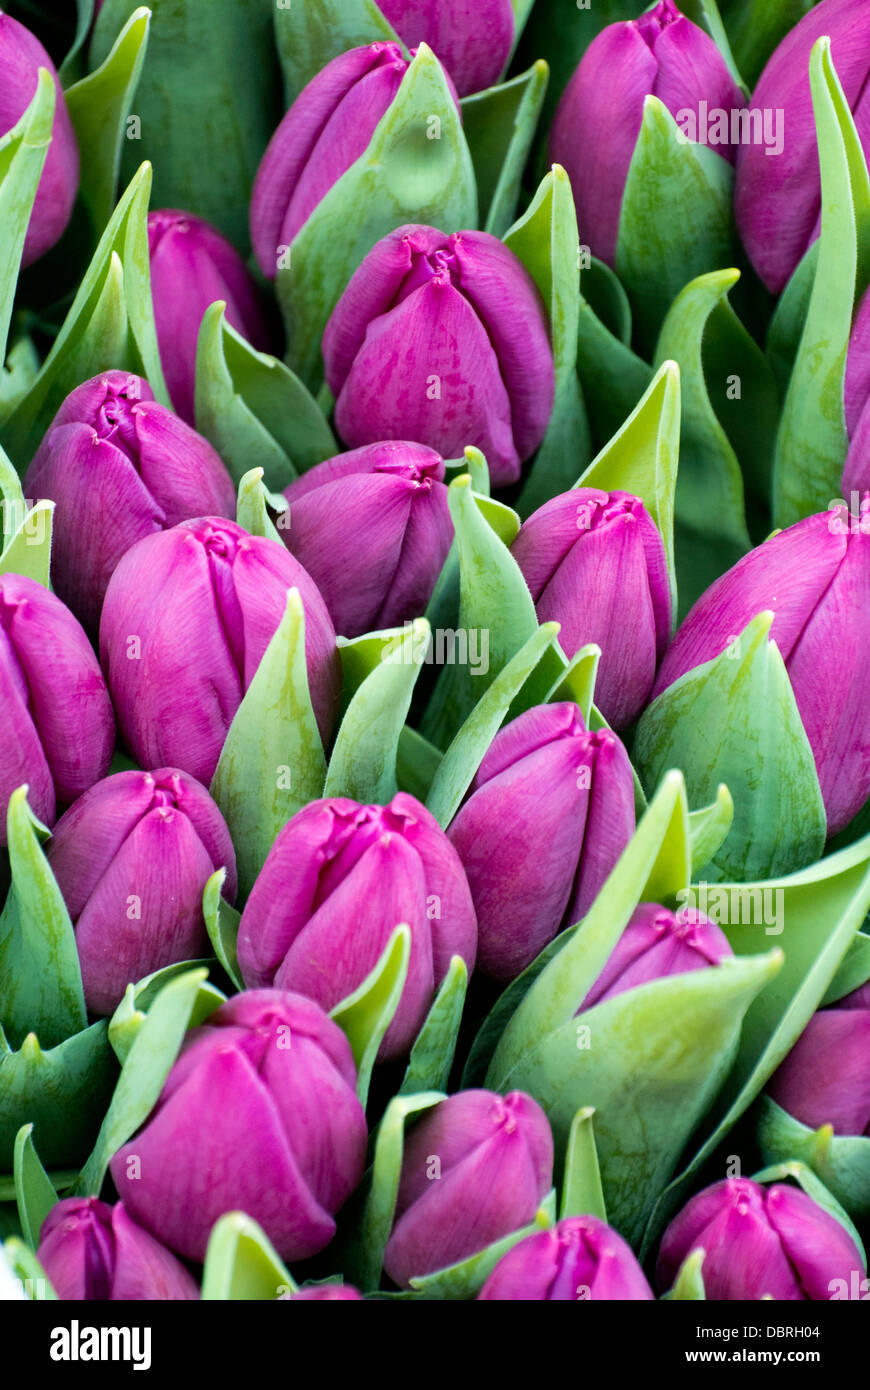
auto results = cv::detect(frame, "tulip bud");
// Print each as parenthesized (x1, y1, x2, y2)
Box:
(99, 517, 340, 788)
(511, 488, 672, 729)
(0, 14, 79, 266)
(579, 902, 733, 1011)
(237, 793, 477, 1060)
(24, 372, 236, 634)
(37, 1198, 198, 1300)
(147, 209, 271, 424)
(290, 1284, 363, 1300)
(550, 0, 746, 267)
(377, 1, 514, 97)
(736, 0, 870, 294)
(766, 1001, 870, 1138)
(478, 1215, 654, 1300)
(652, 504, 870, 835)
(656, 1176, 867, 1299)
(0, 574, 114, 839)
(110, 990, 368, 1262)
(843, 286, 870, 495)
(383, 1089, 553, 1288)
(447, 703, 636, 982)
(280, 442, 452, 638)
(46, 768, 237, 1014)
(322, 224, 555, 486)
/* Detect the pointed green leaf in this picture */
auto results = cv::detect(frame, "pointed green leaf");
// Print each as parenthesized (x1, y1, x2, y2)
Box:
(0, 486, 53, 588)
(460, 61, 548, 237)
(0, 1022, 116, 1172)
(236, 467, 286, 544)
(820, 929, 870, 1005)
(662, 1248, 706, 1301)
(13, 1124, 58, 1249)
(273, 0, 402, 100)
(0, 69, 54, 368)
(766, 241, 817, 395)
(543, 644, 601, 726)
(560, 1107, 607, 1222)
(201, 1212, 294, 1302)
(757, 1098, 870, 1222)
(688, 784, 734, 876)
(108, 960, 221, 1065)
(400, 955, 468, 1096)
(396, 725, 443, 803)
(330, 926, 411, 1109)
(0, 337, 40, 421)
(577, 264, 654, 449)
(202, 869, 243, 993)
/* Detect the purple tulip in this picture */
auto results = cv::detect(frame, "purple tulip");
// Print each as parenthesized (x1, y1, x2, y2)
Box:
(511, 488, 672, 729)
(322, 224, 555, 487)
(656, 1177, 866, 1299)
(0, 574, 114, 840)
(45, 768, 237, 1015)
(767, 999, 870, 1137)
(478, 1215, 654, 1300)
(237, 793, 477, 1060)
(652, 505, 870, 835)
(377, 0, 514, 97)
(147, 209, 271, 424)
(290, 1284, 363, 1301)
(99, 517, 340, 788)
(280, 441, 452, 638)
(579, 902, 733, 1012)
(383, 1089, 553, 1288)
(550, 0, 746, 267)
(447, 703, 636, 982)
(37, 1198, 198, 1300)
(110, 990, 368, 1263)
(735, 0, 870, 295)
(24, 372, 236, 634)
(843, 286, 870, 495)
(0, 15, 79, 267)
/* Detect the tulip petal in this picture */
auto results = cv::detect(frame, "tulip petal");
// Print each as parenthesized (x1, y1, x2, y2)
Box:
(109, 1204, 199, 1300)
(765, 1182, 866, 1299)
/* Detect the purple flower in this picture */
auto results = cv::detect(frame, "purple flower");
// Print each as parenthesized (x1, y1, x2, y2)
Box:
(511, 488, 672, 729)
(0, 14, 79, 266)
(46, 768, 237, 1015)
(237, 793, 477, 1060)
(147, 209, 271, 424)
(652, 505, 870, 835)
(383, 1089, 553, 1288)
(550, 0, 745, 266)
(290, 1284, 363, 1301)
(844, 286, 870, 495)
(377, 0, 514, 97)
(767, 997, 870, 1137)
(579, 902, 733, 1011)
(37, 1198, 198, 1300)
(478, 1215, 654, 1300)
(110, 990, 368, 1263)
(24, 372, 236, 634)
(280, 441, 452, 638)
(322, 224, 554, 487)
(99, 517, 340, 788)
(447, 703, 636, 982)
(656, 1177, 866, 1299)
(0, 574, 114, 839)
(735, 0, 870, 294)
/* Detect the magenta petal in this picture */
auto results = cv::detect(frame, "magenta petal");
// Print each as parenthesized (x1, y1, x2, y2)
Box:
(767, 1010, 870, 1136)
(765, 1182, 866, 1299)
(652, 17, 746, 162)
(0, 628, 54, 832)
(568, 731, 636, 924)
(846, 286, 870, 440)
(37, 1198, 115, 1301)
(109, 1205, 199, 1300)
(377, 0, 514, 97)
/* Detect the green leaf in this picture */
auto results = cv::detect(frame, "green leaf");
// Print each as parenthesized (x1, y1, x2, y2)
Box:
(560, 1107, 607, 1222)
(278, 45, 477, 387)
(330, 926, 411, 1109)
(195, 303, 336, 492)
(399, 955, 468, 1096)
(202, 869, 243, 993)
(0, 69, 55, 370)
(616, 97, 735, 354)
(273, 0, 402, 100)
(0, 338, 40, 421)
(662, 1248, 706, 1301)
(772, 37, 870, 527)
(201, 1212, 294, 1301)
(503, 165, 591, 515)
(634, 611, 828, 881)
(13, 1124, 57, 1249)
(0, 788, 85, 1050)
(2, 1238, 56, 1299)
(408, 1192, 557, 1300)
(576, 261, 653, 449)
(396, 725, 443, 803)
(757, 1098, 870, 1222)
(210, 588, 327, 900)
(0, 1022, 116, 1172)
(688, 785, 735, 877)
(0, 497, 54, 589)
(108, 960, 222, 1065)
(236, 467, 287, 545)
(460, 62, 549, 237)
(65, 7, 151, 233)
(820, 930, 870, 1005)
(724, 0, 816, 89)
(325, 620, 429, 804)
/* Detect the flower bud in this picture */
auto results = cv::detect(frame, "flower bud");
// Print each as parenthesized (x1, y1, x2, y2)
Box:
(447, 703, 636, 981)
(110, 990, 368, 1263)
(579, 902, 733, 1011)
(511, 488, 672, 729)
(378, 1, 513, 96)
(478, 1215, 654, 1300)
(24, 372, 236, 634)
(37, 1198, 198, 1300)
(322, 224, 554, 486)
(46, 768, 237, 1014)
(383, 1089, 553, 1288)
(766, 999, 870, 1138)
(237, 793, 477, 1060)
(289, 1284, 363, 1301)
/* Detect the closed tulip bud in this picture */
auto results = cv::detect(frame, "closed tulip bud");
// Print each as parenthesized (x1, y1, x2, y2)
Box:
(280, 442, 452, 638)
(237, 793, 477, 1060)
(322, 224, 554, 486)
(383, 1089, 553, 1288)
(46, 768, 237, 1015)
(550, 0, 745, 267)
(111, 990, 368, 1263)
(0, 14, 79, 266)
(24, 372, 236, 634)
(99, 517, 340, 788)
(478, 1215, 654, 1300)
(0, 575, 114, 839)
(377, 0, 513, 97)
(652, 505, 870, 835)
(579, 902, 733, 1011)
(736, 0, 870, 295)
(766, 1002, 870, 1138)
(290, 1284, 363, 1301)
(656, 1176, 866, 1299)
(37, 1198, 198, 1300)
(511, 488, 672, 729)
(447, 704, 636, 982)
(147, 209, 271, 424)
(843, 286, 870, 495)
